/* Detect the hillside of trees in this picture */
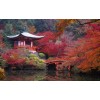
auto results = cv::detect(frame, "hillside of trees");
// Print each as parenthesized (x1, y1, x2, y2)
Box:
(0, 19, 100, 79)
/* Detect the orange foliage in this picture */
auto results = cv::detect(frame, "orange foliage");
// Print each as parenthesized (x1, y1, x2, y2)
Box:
(49, 23, 100, 73)
(76, 29, 100, 72)
(0, 34, 5, 48)
(56, 19, 76, 36)
(65, 24, 100, 72)
(28, 26, 36, 34)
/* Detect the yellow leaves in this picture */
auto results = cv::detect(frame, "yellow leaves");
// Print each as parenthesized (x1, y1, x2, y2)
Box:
(90, 19, 100, 24)
(0, 68, 5, 80)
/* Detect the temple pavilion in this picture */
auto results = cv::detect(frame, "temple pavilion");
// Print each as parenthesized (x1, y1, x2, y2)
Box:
(7, 32, 44, 52)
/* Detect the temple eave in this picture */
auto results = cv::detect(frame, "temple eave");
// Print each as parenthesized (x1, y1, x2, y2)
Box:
(7, 32, 44, 40)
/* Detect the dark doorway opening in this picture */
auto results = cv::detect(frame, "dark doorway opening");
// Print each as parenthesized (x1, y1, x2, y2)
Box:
(47, 63, 56, 71)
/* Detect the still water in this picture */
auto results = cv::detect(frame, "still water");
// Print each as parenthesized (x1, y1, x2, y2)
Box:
(3, 70, 100, 81)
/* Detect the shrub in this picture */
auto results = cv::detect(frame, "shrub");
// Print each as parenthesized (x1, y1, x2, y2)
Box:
(0, 55, 6, 68)
(2, 49, 28, 66)
(25, 54, 46, 69)
(38, 53, 46, 59)
(37, 31, 67, 57)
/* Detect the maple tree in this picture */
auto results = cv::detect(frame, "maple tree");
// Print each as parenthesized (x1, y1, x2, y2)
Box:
(37, 31, 67, 57)
(56, 19, 77, 36)
(1, 48, 46, 69)
(61, 23, 100, 72)
(76, 23, 100, 72)
(46, 22, 100, 73)
(0, 34, 5, 49)
(0, 19, 100, 74)
(2, 49, 27, 66)
(55, 19, 100, 37)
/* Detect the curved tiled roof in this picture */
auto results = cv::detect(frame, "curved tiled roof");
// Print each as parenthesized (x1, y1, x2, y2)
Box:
(7, 32, 44, 39)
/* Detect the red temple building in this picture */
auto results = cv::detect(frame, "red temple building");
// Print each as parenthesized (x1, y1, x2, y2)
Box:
(7, 32, 44, 52)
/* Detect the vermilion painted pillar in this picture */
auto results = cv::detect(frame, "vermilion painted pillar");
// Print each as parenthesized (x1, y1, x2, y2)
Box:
(24, 41, 25, 46)
(18, 41, 20, 47)
(20, 41, 23, 46)
(31, 41, 33, 47)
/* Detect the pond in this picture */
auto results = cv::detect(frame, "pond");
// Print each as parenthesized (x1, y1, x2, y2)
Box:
(2, 70, 100, 81)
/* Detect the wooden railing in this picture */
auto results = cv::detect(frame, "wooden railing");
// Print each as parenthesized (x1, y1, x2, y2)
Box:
(14, 45, 37, 51)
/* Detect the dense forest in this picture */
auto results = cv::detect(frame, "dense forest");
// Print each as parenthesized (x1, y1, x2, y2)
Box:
(0, 19, 100, 80)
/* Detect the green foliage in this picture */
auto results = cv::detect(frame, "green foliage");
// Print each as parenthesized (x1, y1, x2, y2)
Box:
(0, 56, 6, 68)
(14, 20, 28, 32)
(65, 23, 86, 40)
(26, 54, 46, 69)
(2, 35, 12, 48)
(38, 53, 46, 59)
(34, 75, 45, 81)
(4, 23, 14, 35)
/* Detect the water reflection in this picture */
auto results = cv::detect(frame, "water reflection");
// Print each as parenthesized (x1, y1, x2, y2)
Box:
(3, 70, 100, 81)
(45, 71, 73, 81)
